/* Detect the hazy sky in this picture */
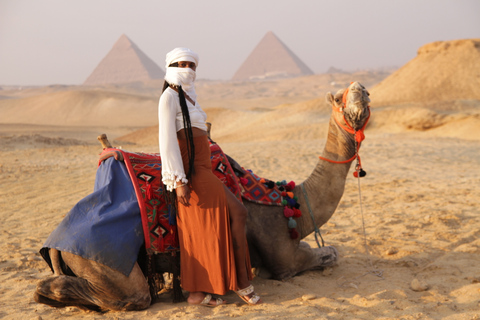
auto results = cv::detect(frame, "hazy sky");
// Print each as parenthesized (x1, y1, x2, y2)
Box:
(1, 0, 479, 86)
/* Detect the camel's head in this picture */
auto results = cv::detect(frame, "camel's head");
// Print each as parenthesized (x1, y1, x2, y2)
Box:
(326, 82, 370, 131)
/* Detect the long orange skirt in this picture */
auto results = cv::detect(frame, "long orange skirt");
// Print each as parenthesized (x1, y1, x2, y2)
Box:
(177, 135, 252, 295)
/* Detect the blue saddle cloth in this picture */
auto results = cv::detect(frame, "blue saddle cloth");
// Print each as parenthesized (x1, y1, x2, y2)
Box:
(41, 157, 144, 276)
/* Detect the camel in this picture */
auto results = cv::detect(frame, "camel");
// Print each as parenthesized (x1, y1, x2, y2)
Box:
(34, 81, 370, 311)
(244, 81, 371, 280)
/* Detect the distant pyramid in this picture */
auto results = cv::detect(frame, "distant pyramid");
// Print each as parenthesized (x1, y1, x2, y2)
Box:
(232, 31, 314, 81)
(84, 34, 164, 85)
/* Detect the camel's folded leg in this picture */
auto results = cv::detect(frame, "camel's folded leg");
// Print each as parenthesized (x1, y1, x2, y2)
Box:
(35, 270, 151, 312)
(35, 252, 151, 312)
(61, 252, 151, 311)
(34, 276, 103, 312)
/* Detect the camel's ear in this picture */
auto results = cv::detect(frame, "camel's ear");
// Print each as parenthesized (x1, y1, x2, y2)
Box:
(326, 92, 334, 105)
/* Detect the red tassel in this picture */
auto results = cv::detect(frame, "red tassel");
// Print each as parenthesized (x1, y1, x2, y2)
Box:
(285, 181, 296, 191)
(355, 131, 365, 143)
(293, 208, 302, 218)
(283, 207, 294, 218)
(146, 182, 153, 200)
(289, 228, 299, 239)
(353, 169, 367, 178)
(240, 177, 248, 185)
(281, 191, 287, 197)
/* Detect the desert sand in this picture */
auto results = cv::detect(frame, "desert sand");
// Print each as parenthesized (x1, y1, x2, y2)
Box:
(1, 39, 480, 320)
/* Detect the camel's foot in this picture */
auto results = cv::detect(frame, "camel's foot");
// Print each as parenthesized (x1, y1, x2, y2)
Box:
(312, 245, 339, 269)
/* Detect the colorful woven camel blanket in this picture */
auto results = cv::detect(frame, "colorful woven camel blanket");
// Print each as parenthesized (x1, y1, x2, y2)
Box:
(239, 170, 284, 206)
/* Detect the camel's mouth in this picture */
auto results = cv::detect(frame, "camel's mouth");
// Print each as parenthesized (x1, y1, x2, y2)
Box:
(343, 82, 370, 128)
(344, 82, 370, 107)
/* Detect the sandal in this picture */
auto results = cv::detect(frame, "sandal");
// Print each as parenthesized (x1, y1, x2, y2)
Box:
(235, 285, 262, 305)
(198, 293, 225, 308)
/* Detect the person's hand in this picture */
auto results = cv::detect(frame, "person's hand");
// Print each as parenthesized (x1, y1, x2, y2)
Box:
(176, 184, 191, 207)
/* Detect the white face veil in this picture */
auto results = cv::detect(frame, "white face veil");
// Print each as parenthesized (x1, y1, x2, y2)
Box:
(164, 47, 199, 100)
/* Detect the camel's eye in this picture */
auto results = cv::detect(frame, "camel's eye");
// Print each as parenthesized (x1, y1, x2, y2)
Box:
(335, 98, 340, 103)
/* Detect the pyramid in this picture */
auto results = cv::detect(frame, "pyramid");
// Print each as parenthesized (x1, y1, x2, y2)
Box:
(370, 38, 480, 106)
(84, 34, 164, 85)
(232, 31, 314, 81)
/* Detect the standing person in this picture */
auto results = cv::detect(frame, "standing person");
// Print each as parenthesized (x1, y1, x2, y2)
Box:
(158, 47, 262, 307)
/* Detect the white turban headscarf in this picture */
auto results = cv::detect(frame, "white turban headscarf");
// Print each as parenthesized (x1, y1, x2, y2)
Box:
(164, 47, 199, 101)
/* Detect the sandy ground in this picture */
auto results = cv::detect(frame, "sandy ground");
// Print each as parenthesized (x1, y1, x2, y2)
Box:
(1, 122, 480, 320)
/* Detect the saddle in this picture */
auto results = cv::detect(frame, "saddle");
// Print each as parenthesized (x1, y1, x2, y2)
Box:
(98, 140, 283, 255)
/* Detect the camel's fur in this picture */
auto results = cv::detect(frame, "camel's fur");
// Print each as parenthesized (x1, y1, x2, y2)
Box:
(34, 82, 370, 311)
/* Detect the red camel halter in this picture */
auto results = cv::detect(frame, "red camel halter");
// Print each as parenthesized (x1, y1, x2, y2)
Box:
(318, 86, 371, 177)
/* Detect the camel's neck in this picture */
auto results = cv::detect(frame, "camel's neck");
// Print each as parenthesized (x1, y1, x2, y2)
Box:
(295, 116, 357, 239)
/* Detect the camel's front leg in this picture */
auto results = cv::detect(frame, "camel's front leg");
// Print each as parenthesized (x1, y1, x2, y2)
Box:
(254, 242, 337, 280)
(246, 203, 337, 280)
(273, 241, 338, 280)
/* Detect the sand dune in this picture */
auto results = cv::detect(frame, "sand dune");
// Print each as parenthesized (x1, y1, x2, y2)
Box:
(0, 89, 158, 127)
(370, 39, 480, 107)
(0, 70, 389, 129)
(369, 106, 480, 140)
(1, 39, 480, 319)
(118, 98, 480, 147)
(118, 98, 332, 146)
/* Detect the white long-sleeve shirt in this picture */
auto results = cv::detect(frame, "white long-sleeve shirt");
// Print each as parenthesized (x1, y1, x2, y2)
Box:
(158, 87, 207, 191)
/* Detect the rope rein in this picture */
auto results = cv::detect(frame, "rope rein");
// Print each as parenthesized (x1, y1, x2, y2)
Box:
(301, 183, 325, 248)
(335, 136, 384, 288)
(354, 140, 384, 278)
